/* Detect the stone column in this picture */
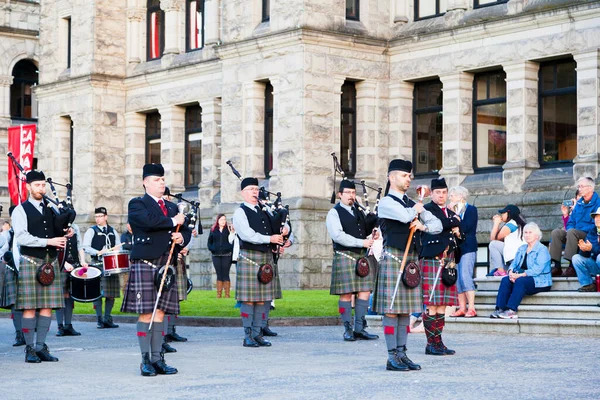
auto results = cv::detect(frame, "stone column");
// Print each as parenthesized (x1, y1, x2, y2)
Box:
(242, 81, 266, 178)
(124, 112, 146, 201)
(439, 72, 474, 188)
(199, 98, 221, 206)
(161, 0, 183, 55)
(204, 0, 220, 45)
(0, 75, 12, 124)
(355, 80, 378, 182)
(502, 62, 540, 192)
(159, 105, 186, 193)
(573, 50, 600, 181)
(126, 7, 144, 64)
(394, 0, 409, 23)
(447, 0, 468, 11)
(388, 82, 414, 164)
(51, 115, 72, 184)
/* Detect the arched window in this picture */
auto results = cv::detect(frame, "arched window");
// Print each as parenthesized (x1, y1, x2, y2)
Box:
(11, 60, 38, 120)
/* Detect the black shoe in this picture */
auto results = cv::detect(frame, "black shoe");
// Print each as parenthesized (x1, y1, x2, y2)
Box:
(253, 334, 272, 347)
(551, 266, 563, 277)
(64, 324, 81, 336)
(56, 324, 65, 337)
(25, 345, 41, 363)
(343, 321, 356, 341)
(262, 321, 278, 337)
(397, 347, 421, 370)
(166, 329, 188, 342)
(354, 329, 379, 340)
(386, 351, 409, 371)
(36, 344, 59, 362)
(96, 316, 105, 329)
(578, 283, 596, 292)
(140, 353, 157, 377)
(13, 331, 25, 347)
(103, 316, 119, 328)
(162, 341, 177, 353)
(243, 327, 259, 348)
(152, 353, 178, 375)
(425, 344, 446, 356)
(438, 341, 455, 355)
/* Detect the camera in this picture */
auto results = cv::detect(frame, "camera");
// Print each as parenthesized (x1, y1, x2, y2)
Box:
(562, 200, 574, 207)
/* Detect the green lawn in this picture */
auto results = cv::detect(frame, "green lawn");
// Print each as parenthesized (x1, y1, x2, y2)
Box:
(2, 290, 341, 318)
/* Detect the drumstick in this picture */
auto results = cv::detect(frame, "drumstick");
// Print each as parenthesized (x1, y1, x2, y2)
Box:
(107, 242, 130, 252)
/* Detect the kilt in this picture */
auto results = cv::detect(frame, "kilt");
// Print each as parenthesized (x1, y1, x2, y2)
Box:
(235, 249, 276, 302)
(102, 273, 121, 298)
(60, 268, 70, 294)
(372, 247, 423, 315)
(1, 262, 18, 309)
(15, 256, 64, 310)
(121, 258, 180, 315)
(119, 272, 130, 294)
(330, 251, 373, 295)
(273, 263, 282, 300)
(176, 261, 187, 302)
(420, 257, 457, 307)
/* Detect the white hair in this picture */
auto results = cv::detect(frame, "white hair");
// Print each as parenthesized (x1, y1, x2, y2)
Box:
(449, 186, 469, 201)
(576, 176, 595, 188)
(523, 222, 543, 241)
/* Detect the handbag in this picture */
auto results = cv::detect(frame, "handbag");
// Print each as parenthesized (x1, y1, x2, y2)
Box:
(257, 263, 274, 284)
(154, 265, 176, 291)
(441, 260, 458, 287)
(36, 263, 56, 286)
(401, 261, 421, 288)
(355, 257, 370, 278)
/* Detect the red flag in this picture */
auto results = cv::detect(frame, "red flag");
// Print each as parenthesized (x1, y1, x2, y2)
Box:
(7, 124, 36, 204)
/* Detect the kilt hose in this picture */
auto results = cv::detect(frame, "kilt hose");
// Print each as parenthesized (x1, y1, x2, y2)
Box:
(121, 258, 180, 315)
(15, 256, 64, 310)
(1, 262, 18, 309)
(330, 251, 374, 295)
(420, 257, 457, 307)
(176, 260, 187, 302)
(372, 247, 423, 315)
(235, 249, 276, 302)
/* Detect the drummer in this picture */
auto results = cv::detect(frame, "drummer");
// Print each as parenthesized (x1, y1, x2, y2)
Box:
(83, 207, 121, 329)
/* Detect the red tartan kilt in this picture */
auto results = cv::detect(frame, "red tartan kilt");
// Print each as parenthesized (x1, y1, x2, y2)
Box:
(420, 257, 457, 307)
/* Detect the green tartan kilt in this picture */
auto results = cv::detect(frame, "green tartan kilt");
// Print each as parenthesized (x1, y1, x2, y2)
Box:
(235, 249, 276, 302)
(89, 266, 121, 298)
(330, 251, 373, 295)
(372, 247, 423, 315)
(273, 262, 282, 300)
(1, 262, 18, 309)
(16, 256, 64, 310)
(420, 257, 457, 307)
(176, 261, 187, 302)
(60, 269, 70, 294)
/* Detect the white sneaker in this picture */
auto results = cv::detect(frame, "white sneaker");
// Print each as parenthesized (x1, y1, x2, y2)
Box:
(498, 309, 518, 319)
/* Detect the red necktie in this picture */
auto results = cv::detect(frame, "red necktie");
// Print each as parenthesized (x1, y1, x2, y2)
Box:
(158, 199, 168, 216)
(442, 207, 448, 217)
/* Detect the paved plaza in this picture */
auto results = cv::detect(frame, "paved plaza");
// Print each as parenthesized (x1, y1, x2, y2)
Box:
(1, 318, 599, 400)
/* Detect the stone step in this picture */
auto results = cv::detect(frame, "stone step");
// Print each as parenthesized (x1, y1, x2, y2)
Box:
(475, 291, 600, 306)
(475, 304, 600, 320)
(474, 277, 582, 292)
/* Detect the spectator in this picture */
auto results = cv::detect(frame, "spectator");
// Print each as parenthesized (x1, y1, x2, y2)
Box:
(207, 214, 234, 298)
(448, 186, 479, 318)
(491, 223, 552, 319)
(571, 207, 600, 292)
(550, 177, 600, 277)
(560, 190, 580, 229)
(488, 204, 526, 277)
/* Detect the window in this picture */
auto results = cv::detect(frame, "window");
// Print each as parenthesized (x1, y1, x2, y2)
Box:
(185, 105, 202, 188)
(346, 0, 359, 20)
(413, 80, 443, 175)
(264, 82, 274, 178)
(147, 0, 165, 61)
(146, 112, 161, 164)
(414, 0, 447, 21)
(473, 71, 507, 170)
(262, 0, 270, 22)
(66, 17, 72, 69)
(10, 60, 38, 120)
(186, 0, 204, 51)
(340, 81, 357, 177)
(474, 0, 508, 8)
(539, 59, 577, 164)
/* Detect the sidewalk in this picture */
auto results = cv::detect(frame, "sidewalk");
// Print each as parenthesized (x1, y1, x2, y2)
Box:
(1, 319, 599, 400)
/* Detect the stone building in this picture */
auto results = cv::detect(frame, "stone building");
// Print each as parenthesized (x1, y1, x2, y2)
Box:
(2, 0, 600, 289)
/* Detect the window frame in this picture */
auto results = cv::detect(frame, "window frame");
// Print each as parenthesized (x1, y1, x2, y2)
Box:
(414, 0, 446, 21)
(537, 59, 577, 167)
(262, 0, 270, 23)
(264, 82, 274, 179)
(184, 105, 203, 189)
(474, 0, 508, 9)
(10, 60, 38, 121)
(147, 0, 165, 61)
(346, 0, 360, 21)
(412, 79, 443, 177)
(145, 111, 161, 164)
(66, 17, 72, 69)
(186, 0, 204, 52)
(340, 81, 357, 178)
(472, 70, 507, 173)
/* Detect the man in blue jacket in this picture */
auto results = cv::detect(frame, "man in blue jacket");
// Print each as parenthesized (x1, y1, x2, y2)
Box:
(549, 177, 600, 276)
(571, 207, 600, 292)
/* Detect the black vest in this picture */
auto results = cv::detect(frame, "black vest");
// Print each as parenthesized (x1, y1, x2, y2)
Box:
(64, 234, 80, 264)
(380, 194, 421, 252)
(238, 204, 274, 253)
(332, 203, 367, 255)
(420, 202, 458, 258)
(8, 228, 14, 250)
(20, 200, 58, 260)
(90, 225, 116, 259)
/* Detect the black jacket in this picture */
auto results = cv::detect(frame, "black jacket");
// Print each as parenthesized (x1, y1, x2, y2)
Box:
(207, 227, 234, 255)
(420, 202, 464, 259)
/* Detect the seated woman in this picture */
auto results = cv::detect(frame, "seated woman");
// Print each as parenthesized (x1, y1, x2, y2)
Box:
(491, 222, 552, 319)
(488, 204, 527, 277)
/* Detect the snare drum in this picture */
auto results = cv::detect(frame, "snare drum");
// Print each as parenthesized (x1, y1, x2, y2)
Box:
(69, 267, 102, 302)
(102, 251, 130, 275)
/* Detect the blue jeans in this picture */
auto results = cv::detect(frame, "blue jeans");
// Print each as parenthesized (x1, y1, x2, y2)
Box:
(495, 276, 551, 311)
(456, 251, 476, 293)
(571, 254, 600, 286)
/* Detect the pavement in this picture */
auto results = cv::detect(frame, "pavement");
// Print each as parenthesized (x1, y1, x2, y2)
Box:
(1, 318, 599, 400)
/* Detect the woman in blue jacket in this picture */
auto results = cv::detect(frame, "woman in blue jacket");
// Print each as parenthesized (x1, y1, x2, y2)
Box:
(491, 222, 552, 319)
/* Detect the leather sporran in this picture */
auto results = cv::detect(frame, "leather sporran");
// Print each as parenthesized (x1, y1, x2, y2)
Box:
(257, 263, 274, 284)
(401, 261, 421, 288)
(36, 263, 55, 286)
(355, 257, 370, 277)
(441, 260, 458, 287)
(154, 265, 176, 291)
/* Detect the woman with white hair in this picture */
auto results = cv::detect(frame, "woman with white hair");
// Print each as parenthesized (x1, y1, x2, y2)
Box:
(448, 186, 479, 318)
(491, 222, 553, 319)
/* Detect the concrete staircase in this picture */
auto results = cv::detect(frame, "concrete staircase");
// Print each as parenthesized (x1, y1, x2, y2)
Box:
(444, 277, 600, 336)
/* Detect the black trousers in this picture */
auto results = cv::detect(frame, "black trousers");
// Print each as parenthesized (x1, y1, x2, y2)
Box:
(212, 255, 232, 282)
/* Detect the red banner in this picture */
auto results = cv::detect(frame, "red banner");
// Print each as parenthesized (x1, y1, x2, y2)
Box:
(7, 124, 36, 204)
